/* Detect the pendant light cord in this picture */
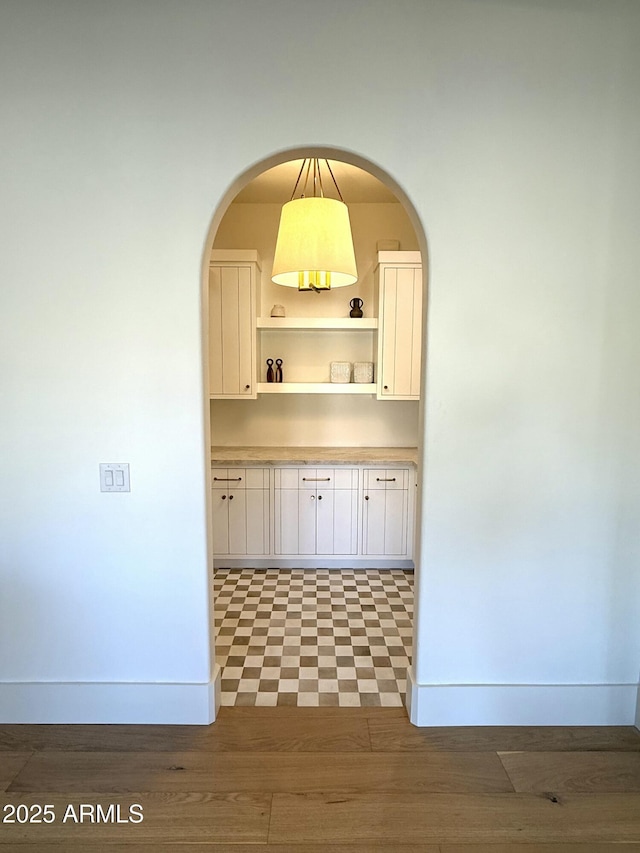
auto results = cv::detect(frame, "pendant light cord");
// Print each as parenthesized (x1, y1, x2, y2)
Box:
(324, 159, 344, 202)
(289, 160, 308, 201)
(289, 158, 344, 202)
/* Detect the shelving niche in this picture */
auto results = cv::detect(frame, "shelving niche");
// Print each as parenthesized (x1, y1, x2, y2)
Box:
(257, 316, 377, 394)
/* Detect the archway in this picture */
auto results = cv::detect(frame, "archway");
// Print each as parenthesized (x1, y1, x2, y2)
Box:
(201, 146, 429, 718)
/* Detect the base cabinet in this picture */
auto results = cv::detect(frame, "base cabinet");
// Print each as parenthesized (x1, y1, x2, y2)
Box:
(362, 469, 410, 557)
(212, 463, 414, 567)
(274, 468, 358, 556)
(211, 467, 270, 556)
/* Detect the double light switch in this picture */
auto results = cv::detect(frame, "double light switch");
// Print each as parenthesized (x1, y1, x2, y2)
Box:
(99, 463, 130, 492)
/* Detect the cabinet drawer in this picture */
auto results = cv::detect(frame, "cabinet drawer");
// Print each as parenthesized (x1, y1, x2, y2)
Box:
(299, 468, 358, 489)
(212, 468, 245, 489)
(333, 468, 358, 489)
(364, 469, 408, 490)
(274, 468, 299, 489)
(243, 468, 270, 489)
(212, 467, 270, 489)
(273, 468, 359, 490)
(299, 468, 332, 489)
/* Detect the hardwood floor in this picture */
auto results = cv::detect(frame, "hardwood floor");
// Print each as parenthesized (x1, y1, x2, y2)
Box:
(1, 708, 639, 850)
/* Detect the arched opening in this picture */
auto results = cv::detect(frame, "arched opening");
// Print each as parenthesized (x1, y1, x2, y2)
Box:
(201, 146, 429, 715)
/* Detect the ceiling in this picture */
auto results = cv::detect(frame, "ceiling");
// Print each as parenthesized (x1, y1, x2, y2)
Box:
(233, 159, 398, 204)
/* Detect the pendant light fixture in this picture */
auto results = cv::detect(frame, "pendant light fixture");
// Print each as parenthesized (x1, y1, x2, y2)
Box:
(272, 158, 358, 292)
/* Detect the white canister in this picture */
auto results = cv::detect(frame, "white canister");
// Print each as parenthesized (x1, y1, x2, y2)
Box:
(330, 362, 352, 383)
(353, 362, 374, 383)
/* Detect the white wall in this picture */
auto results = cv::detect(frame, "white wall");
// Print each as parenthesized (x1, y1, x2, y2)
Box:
(212, 396, 419, 449)
(211, 201, 420, 447)
(411, 0, 640, 723)
(1, 0, 638, 724)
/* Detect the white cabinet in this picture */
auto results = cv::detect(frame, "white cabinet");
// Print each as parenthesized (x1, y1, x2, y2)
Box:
(362, 468, 411, 557)
(376, 252, 422, 400)
(211, 460, 415, 568)
(274, 468, 359, 556)
(211, 467, 270, 556)
(209, 250, 260, 399)
(208, 249, 422, 398)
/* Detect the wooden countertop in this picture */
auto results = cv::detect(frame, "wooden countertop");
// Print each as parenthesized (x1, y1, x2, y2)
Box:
(211, 446, 418, 466)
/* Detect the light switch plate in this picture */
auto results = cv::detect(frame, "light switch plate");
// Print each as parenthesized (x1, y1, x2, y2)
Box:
(99, 463, 130, 492)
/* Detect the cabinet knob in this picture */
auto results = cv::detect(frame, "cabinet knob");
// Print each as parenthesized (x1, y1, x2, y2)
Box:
(245, 384, 250, 390)
(365, 495, 369, 500)
(229, 494, 234, 500)
(318, 495, 323, 501)
(383, 385, 389, 390)
(222, 495, 226, 500)
(310, 495, 315, 500)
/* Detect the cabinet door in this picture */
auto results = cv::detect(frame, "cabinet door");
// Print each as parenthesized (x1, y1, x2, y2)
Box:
(362, 489, 386, 556)
(378, 265, 422, 399)
(245, 487, 270, 556)
(227, 490, 247, 554)
(211, 490, 230, 554)
(331, 488, 358, 555)
(362, 469, 410, 556)
(380, 488, 408, 555)
(209, 263, 256, 398)
(298, 489, 317, 555)
(274, 469, 299, 556)
(274, 487, 299, 555)
(315, 489, 335, 555)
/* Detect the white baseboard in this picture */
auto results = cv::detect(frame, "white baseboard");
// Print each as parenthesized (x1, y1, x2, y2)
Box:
(406, 670, 639, 727)
(214, 559, 414, 569)
(0, 665, 222, 724)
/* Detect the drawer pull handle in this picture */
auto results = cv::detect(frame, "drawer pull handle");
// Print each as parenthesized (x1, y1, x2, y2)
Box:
(302, 477, 331, 481)
(376, 477, 396, 482)
(213, 477, 243, 481)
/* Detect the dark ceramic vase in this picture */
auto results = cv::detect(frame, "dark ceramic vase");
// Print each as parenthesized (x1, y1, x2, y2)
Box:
(349, 298, 363, 318)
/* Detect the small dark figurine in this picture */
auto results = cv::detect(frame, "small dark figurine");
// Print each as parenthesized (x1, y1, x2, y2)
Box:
(266, 358, 274, 382)
(349, 297, 363, 318)
(275, 358, 283, 382)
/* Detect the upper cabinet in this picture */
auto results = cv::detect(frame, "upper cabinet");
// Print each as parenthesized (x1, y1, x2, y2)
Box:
(208, 249, 422, 399)
(208, 250, 260, 399)
(376, 252, 422, 400)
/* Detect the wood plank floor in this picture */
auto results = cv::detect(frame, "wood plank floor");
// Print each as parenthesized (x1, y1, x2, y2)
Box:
(0, 708, 639, 850)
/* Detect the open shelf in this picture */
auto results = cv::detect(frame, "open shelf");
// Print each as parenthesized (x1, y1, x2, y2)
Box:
(257, 382, 377, 395)
(257, 317, 378, 330)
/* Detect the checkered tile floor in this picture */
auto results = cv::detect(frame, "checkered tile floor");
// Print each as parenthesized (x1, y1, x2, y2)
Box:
(214, 568, 414, 707)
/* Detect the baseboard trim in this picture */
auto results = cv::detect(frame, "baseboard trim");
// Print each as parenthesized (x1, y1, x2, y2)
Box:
(406, 671, 639, 726)
(214, 559, 414, 569)
(0, 665, 222, 725)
